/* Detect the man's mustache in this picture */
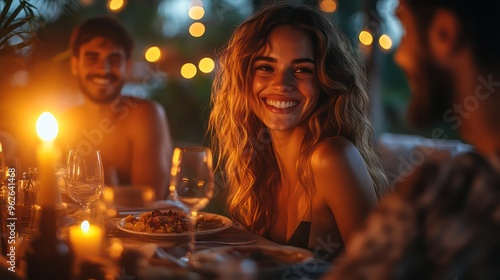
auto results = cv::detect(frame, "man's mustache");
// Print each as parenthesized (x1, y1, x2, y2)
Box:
(86, 74, 118, 81)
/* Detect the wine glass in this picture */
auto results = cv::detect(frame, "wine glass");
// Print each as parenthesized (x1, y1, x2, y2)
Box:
(65, 149, 105, 221)
(169, 146, 214, 262)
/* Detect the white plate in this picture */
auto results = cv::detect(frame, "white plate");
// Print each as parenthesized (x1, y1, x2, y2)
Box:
(191, 245, 314, 268)
(116, 211, 232, 239)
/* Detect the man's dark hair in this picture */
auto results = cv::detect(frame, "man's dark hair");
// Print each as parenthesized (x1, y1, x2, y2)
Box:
(406, 0, 500, 73)
(70, 15, 134, 59)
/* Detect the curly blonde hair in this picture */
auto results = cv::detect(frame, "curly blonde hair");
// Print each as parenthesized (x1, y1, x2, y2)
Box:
(209, 2, 388, 236)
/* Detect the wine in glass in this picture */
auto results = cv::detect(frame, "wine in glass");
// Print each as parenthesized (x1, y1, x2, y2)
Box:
(170, 146, 214, 262)
(66, 149, 105, 221)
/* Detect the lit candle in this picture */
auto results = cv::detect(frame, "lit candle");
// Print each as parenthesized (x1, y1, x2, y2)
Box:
(69, 220, 103, 258)
(36, 112, 61, 208)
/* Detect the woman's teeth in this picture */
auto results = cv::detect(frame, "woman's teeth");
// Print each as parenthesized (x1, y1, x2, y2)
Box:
(266, 99, 298, 109)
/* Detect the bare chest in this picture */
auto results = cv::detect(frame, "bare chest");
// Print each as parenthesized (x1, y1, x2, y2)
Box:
(65, 119, 132, 182)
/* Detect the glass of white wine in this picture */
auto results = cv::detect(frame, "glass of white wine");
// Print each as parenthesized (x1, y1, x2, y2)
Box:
(169, 146, 214, 262)
(66, 149, 105, 221)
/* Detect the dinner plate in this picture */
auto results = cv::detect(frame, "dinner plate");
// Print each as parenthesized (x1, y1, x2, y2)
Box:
(192, 245, 313, 265)
(191, 245, 315, 278)
(116, 211, 232, 239)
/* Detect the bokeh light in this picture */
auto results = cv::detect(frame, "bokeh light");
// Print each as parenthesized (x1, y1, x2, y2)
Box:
(379, 34, 393, 51)
(145, 46, 162, 63)
(107, 0, 125, 12)
(320, 0, 337, 13)
(359, 30, 373, 46)
(181, 63, 197, 79)
(189, 6, 205, 20)
(198, 57, 215, 73)
(189, 22, 205, 37)
(108, 238, 123, 259)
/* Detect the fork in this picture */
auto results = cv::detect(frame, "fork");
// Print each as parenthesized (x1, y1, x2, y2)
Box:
(195, 239, 257, 245)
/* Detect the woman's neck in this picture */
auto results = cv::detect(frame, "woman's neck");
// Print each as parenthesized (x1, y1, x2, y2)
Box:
(271, 127, 307, 188)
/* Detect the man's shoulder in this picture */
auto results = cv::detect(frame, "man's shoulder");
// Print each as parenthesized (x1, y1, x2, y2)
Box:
(112, 96, 165, 118)
(118, 95, 162, 109)
(109, 96, 167, 133)
(395, 151, 499, 204)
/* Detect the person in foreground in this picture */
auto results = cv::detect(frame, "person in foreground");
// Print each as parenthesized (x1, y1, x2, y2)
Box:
(59, 16, 173, 199)
(209, 2, 389, 261)
(324, 0, 500, 279)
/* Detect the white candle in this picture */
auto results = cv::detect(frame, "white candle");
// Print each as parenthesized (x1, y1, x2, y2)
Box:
(35, 112, 61, 208)
(69, 220, 103, 258)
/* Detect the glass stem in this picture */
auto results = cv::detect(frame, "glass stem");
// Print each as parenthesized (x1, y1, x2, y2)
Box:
(186, 209, 198, 262)
(83, 205, 89, 221)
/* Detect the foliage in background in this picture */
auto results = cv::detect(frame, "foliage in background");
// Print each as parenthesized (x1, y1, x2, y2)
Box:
(0, 0, 42, 56)
(0, 0, 80, 56)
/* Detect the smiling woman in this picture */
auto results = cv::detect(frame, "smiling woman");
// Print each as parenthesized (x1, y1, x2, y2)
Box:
(209, 2, 389, 261)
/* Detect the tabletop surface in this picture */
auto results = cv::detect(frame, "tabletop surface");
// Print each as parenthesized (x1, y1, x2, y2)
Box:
(1, 195, 333, 280)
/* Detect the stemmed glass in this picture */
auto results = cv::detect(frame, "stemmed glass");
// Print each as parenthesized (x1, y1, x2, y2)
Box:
(65, 149, 105, 221)
(169, 146, 214, 262)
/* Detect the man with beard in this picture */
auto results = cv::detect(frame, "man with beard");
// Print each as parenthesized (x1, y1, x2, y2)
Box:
(322, 0, 500, 279)
(59, 16, 173, 200)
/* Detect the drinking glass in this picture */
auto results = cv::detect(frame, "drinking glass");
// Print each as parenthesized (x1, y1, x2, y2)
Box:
(169, 146, 214, 262)
(65, 149, 105, 221)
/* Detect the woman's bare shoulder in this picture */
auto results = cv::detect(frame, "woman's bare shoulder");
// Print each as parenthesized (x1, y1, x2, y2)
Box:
(310, 136, 360, 169)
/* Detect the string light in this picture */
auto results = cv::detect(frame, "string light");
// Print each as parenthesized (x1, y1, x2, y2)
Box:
(181, 63, 197, 79)
(189, 6, 205, 20)
(198, 57, 215, 73)
(108, 0, 125, 12)
(359, 30, 373, 46)
(189, 22, 205, 37)
(145, 46, 162, 63)
(319, 0, 337, 13)
(379, 34, 393, 51)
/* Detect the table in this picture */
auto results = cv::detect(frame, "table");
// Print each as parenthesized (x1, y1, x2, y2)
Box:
(106, 214, 332, 280)
(1, 202, 332, 280)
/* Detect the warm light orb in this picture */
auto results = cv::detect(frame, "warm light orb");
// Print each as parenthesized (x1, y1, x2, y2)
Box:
(181, 63, 197, 79)
(189, 6, 205, 20)
(189, 22, 205, 37)
(359, 30, 374, 46)
(198, 57, 215, 73)
(102, 187, 114, 204)
(36, 112, 58, 142)
(320, 0, 337, 13)
(145, 46, 162, 62)
(108, 0, 125, 12)
(379, 34, 393, 51)
(81, 220, 90, 233)
(108, 238, 123, 259)
(142, 188, 155, 203)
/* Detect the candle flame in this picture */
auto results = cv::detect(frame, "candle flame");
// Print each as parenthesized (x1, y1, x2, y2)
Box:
(81, 220, 90, 233)
(36, 112, 58, 142)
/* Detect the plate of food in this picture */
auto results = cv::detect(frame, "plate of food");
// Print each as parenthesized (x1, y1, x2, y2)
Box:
(116, 209, 232, 239)
(190, 245, 315, 277)
(191, 245, 313, 266)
